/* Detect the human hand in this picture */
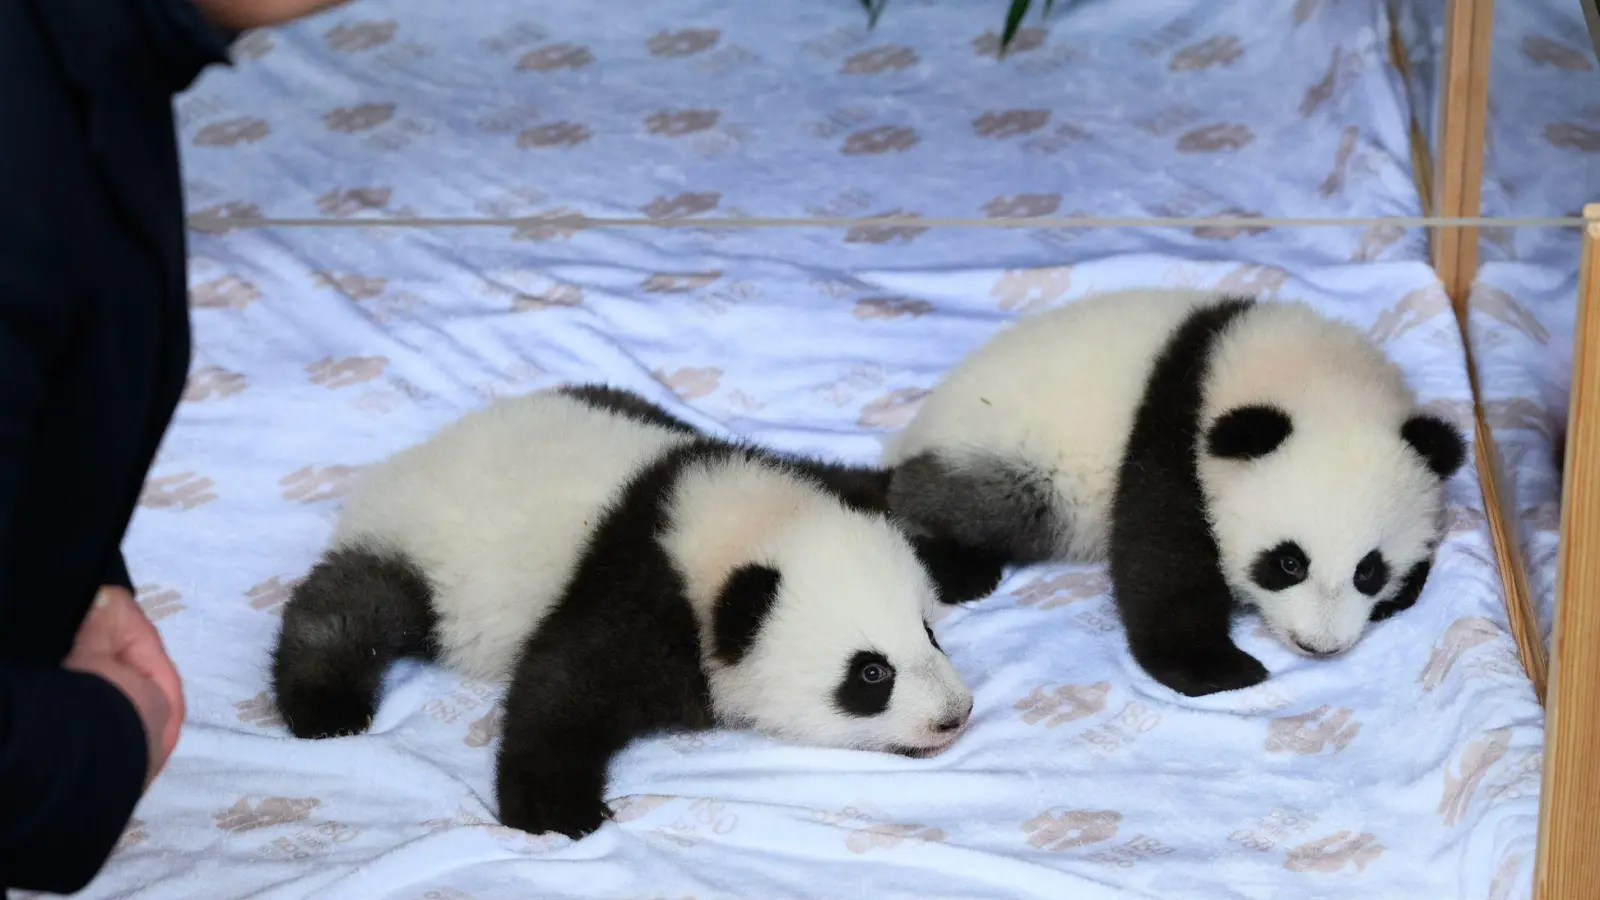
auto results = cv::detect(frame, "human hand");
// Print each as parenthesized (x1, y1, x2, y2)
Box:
(63, 587, 186, 788)
(192, 0, 352, 31)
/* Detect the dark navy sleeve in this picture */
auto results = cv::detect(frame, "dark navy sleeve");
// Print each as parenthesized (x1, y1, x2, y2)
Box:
(128, 0, 238, 88)
(102, 552, 134, 594)
(0, 0, 229, 893)
(97, 0, 231, 598)
(0, 665, 150, 894)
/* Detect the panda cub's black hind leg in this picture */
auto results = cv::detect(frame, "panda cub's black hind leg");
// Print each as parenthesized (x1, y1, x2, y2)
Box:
(769, 454, 1005, 604)
(270, 544, 439, 739)
(886, 450, 1061, 603)
(909, 534, 1009, 606)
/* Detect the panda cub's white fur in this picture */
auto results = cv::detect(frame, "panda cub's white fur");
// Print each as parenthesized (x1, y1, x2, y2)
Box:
(329, 390, 693, 681)
(1196, 298, 1447, 657)
(884, 289, 1467, 697)
(272, 385, 972, 839)
(659, 451, 967, 751)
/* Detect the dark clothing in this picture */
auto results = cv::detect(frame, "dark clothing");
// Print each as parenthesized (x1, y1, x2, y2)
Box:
(1, 0, 231, 893)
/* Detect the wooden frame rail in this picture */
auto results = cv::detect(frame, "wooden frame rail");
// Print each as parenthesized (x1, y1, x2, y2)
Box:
(1533, 207, 1600, 900)
(1431, 0, 1549, 697)
(1433, 0, 1494, 313)
(1430, 2, 1600, 897)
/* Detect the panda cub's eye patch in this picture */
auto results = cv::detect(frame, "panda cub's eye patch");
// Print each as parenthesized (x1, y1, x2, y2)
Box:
(1251, 541, 1310, 592)
(1353, 550, 1389, 596)
(832, 650, 896, 718)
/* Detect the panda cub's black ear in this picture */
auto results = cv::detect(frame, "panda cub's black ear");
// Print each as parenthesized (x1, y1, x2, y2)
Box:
(712, 564, 782, 666)
(1206, 405, 1293, 461)
(1401, 413, 1468, 480)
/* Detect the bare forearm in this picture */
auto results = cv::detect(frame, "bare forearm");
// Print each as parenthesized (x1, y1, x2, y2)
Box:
(192, 0, 350, 30)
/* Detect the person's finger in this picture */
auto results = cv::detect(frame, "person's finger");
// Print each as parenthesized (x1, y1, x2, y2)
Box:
(66, 587, 124, 662)
(100, 586, 146, 660)
(106, 588, 186, 753)
(112, 589, 172, 677)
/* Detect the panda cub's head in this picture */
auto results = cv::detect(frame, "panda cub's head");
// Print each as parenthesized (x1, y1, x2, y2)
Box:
(1198, 303, 1468, 659)
(1201, 400, 1467, 660)
(706, 509, 973, 759)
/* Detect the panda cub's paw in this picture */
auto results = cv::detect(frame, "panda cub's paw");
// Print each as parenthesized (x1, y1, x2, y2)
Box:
(497, 780, 613, 840)
(1143, 643, 1269, 698)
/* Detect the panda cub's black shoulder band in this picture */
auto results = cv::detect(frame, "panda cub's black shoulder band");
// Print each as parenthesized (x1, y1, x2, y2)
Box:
(1108, 296, 1270, 697)
(555, 383, 701, 435)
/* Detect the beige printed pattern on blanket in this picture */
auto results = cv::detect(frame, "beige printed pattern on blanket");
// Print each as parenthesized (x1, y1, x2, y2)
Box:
(116, 267, 1524, 895)
(80, 1, 1545, 896)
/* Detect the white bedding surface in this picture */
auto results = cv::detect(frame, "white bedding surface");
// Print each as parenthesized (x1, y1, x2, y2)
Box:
(1463, 0, 1600, 647)
(38, 2, 1545, 899)
(175, 0, 1432, 270)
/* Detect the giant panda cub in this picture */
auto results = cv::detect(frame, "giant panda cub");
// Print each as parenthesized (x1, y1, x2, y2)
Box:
(883, 289, 1468, 698)
(271, 385, 973, 839)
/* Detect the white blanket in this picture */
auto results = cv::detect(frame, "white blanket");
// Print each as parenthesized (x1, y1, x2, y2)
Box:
(1464, 0, 1600, 648)
(39, 2, 1544, 898)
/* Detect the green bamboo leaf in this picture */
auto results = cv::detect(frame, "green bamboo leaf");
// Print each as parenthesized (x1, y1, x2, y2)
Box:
(860, 0, 889, 29)
(1000, 0, 1032, 58)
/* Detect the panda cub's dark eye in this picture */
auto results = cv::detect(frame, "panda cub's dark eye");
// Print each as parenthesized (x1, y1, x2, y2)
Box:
(1250, 541, 1310, 592)
(1352, 550, 1389, 596)
(833, 651, 896, 718)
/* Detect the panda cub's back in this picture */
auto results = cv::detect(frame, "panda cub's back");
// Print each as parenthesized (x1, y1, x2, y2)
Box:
(887, 289, 1211, 559)
(331, 392, 692, 680)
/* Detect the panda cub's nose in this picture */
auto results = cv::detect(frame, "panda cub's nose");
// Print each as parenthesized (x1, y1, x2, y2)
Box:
(934, 699, 974, 733)
(1295, 638, 1340, 659)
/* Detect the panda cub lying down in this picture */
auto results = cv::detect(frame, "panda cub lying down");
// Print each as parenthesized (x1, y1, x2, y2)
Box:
(271, 385, 973, 839)
(884, 289, 1468, 698)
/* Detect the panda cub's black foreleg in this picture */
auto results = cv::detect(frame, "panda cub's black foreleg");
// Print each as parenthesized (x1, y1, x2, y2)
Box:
(1109, 507, 1270, 697)
(494, 574, 714, 838)
(1110, 424, 1268, 695)
(271, 544, 439, 738)
(1109, 476, 1269, 698)
(494, 635, 638, 838)
(494, 703, 619, 840)
(1115, 575, 1269, 698)
(1107, 295, 1270, 697)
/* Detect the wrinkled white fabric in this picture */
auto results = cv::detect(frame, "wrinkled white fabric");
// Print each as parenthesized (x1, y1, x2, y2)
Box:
(51, 2, 1544, 899)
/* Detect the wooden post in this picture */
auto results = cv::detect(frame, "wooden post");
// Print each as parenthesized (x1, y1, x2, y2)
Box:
(1426, 0, 1549, 697)
(1477, 421, 1550, 699)
(1533, 206, 1600, 900)
(1433, 0, 1493, 313)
